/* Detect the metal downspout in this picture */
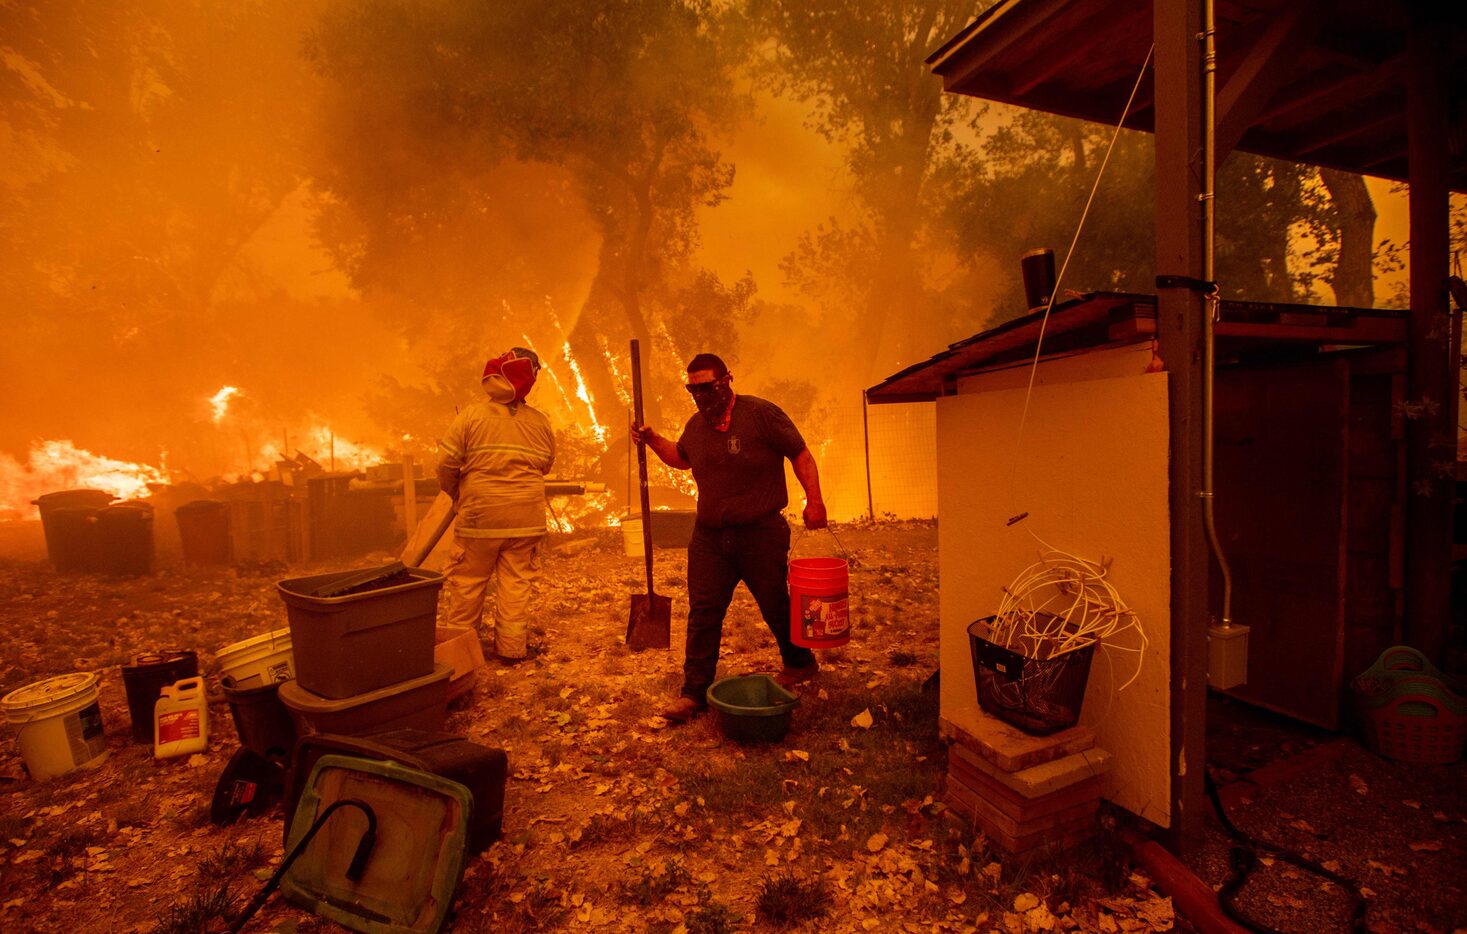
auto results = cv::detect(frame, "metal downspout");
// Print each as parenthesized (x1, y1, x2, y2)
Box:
(1200, 0, 1234, 629)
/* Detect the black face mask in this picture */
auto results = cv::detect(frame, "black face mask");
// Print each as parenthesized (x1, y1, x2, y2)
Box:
(693, 381, 733, 421)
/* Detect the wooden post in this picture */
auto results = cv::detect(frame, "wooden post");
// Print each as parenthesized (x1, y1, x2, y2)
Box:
(1154, 0, 1209, 854)
(1403, 16, 1453, 662)
(403, 453, 419, 540)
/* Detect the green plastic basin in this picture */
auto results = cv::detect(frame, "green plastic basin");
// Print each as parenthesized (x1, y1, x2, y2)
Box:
(706, 675, 800, 744)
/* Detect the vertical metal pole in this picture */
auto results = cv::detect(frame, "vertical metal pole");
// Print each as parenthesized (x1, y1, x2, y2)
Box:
(1199, 0, 1234, 631)
(1155, 0, 1209, 854)
(861, 392, 876, 521)
(1404, 14, 1453, 661)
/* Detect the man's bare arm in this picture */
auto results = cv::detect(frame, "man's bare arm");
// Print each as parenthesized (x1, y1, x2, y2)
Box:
(791, 448, 827, 529)
(630, 419, 690, 470)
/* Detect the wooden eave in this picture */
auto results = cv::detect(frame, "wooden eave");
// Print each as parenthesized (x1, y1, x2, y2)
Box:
(927, 0, 1467, 191)
(866, 293, 1407, 403)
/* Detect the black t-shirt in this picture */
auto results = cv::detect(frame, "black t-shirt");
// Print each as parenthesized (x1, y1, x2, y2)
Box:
(676, 395, 807, 528)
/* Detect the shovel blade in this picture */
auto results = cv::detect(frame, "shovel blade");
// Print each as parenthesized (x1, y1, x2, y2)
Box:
(627, 592, 672, 651)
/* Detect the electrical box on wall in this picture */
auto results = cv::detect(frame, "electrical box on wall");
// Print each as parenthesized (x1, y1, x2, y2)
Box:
(1208, 624, 1250, 689)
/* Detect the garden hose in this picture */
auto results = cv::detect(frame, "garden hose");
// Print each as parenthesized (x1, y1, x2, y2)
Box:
(225, 797, 378, 934)
(1203, 768, 1366, 934)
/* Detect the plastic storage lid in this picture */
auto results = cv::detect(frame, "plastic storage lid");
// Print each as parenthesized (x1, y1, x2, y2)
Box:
(277, 567, 443, 606)
(278, 664, 451, 713)
(217, 628, 293, 657)
(2, 672, 99, 712)
(31, 490, 115, 508)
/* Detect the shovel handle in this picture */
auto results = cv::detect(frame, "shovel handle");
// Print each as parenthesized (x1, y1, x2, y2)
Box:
(631, 340, 656, 596)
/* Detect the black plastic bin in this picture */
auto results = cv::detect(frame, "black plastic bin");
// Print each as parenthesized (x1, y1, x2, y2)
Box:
(175, 500, 232, 566)
(33, 490, 114, 571)
(224, 681, 299, 761)
(95, 501, 154, 575)
(121, 650, 199, 744)
(967, 616, 1096, 736)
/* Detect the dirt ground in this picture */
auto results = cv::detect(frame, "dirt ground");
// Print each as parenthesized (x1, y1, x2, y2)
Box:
(0, 519, 1462, 933)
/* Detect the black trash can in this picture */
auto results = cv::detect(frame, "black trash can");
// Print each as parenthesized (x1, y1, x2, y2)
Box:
(175, 500, 232, 566)
(95, 501, 154, 575)
(32, 490, 114, 572)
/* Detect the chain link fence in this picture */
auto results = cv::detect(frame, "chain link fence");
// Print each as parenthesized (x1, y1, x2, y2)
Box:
(810, 396, 937, 522)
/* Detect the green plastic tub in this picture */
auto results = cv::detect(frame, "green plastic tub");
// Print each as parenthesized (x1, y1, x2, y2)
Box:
(282, 755, 472, 934)
(707, 674, 800, 743)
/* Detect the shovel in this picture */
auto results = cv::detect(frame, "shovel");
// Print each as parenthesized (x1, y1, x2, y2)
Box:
(626, 338, 672, 650)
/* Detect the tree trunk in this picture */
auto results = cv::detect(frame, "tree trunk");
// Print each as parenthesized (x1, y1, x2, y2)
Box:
(1319, 167, 1376, 307)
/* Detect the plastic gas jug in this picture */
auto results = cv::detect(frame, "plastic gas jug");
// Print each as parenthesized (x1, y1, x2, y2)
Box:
(154, 677, 209, 759)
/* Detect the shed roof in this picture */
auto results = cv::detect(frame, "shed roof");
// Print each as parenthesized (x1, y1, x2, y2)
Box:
(866, 294, 1406, 403)
(927, 0, 1467, 192)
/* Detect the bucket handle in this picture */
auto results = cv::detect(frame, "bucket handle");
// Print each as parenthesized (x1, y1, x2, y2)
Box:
(791, 525, 852, 563)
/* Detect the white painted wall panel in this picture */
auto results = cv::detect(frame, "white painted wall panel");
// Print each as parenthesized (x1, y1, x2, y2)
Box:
(936, 344, 1172, 827)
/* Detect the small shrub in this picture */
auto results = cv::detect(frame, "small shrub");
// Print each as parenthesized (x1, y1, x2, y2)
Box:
(44, 825, 101, 881)
(197, 837, 268, 882)
(572, 812, 628, 848)
(756, 870, 833, 926)
(155, 883, 236, 934)
(514, 878, 570, 930)
(685, 888, 740, 934)
(619, 858, 691, 905)
(46, 826, 99, 860)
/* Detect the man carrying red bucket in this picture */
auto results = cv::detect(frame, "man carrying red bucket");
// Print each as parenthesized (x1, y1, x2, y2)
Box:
(631, 353, 828, 724)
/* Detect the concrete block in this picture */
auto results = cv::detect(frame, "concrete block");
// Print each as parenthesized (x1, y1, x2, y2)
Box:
(949, 739, 1111, 798)
(945, 770, 1098, 838)
(948, 752, 1102, 824)
(940, 704, 1093, 772)
(944, 779, 1098, 856)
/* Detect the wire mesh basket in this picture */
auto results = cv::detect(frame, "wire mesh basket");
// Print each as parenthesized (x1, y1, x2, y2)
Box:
(967, 616, 1096, 736)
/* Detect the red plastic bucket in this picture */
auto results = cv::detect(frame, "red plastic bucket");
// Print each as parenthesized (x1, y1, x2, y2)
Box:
(789, 557, 851, 649)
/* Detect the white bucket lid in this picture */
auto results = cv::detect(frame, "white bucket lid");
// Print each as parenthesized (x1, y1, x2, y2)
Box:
(2, 671, 99, 715)
(217, 627, 292, 660)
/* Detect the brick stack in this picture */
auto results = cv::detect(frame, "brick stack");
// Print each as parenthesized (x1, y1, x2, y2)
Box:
(940, 704, 1110, 856)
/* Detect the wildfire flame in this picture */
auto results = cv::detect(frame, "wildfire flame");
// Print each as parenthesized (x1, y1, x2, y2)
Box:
(241, 426, 386, 477)
(0, 440, 170, 520)
(209, 385, 240, 423)
(562, 342, 607, 443)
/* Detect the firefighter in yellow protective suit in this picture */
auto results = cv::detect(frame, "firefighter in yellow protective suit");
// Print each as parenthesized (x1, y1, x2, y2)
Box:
(436, 347, 555, 660)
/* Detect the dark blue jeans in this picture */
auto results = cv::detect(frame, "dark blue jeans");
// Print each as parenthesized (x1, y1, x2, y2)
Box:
(682, 521, 815, 702)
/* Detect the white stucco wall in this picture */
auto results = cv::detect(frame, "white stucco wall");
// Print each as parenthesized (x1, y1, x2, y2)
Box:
(936, 342, 1172, 827)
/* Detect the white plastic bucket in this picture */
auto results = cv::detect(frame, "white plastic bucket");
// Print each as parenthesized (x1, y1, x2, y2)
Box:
(621, 518, 644, 557)
(1, 672, 109, 781)
(217, 628, 294, 690)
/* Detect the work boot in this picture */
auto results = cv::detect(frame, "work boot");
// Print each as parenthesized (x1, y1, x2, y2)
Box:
(659, 695, 707, 724)
(774, 660, 820, 690)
